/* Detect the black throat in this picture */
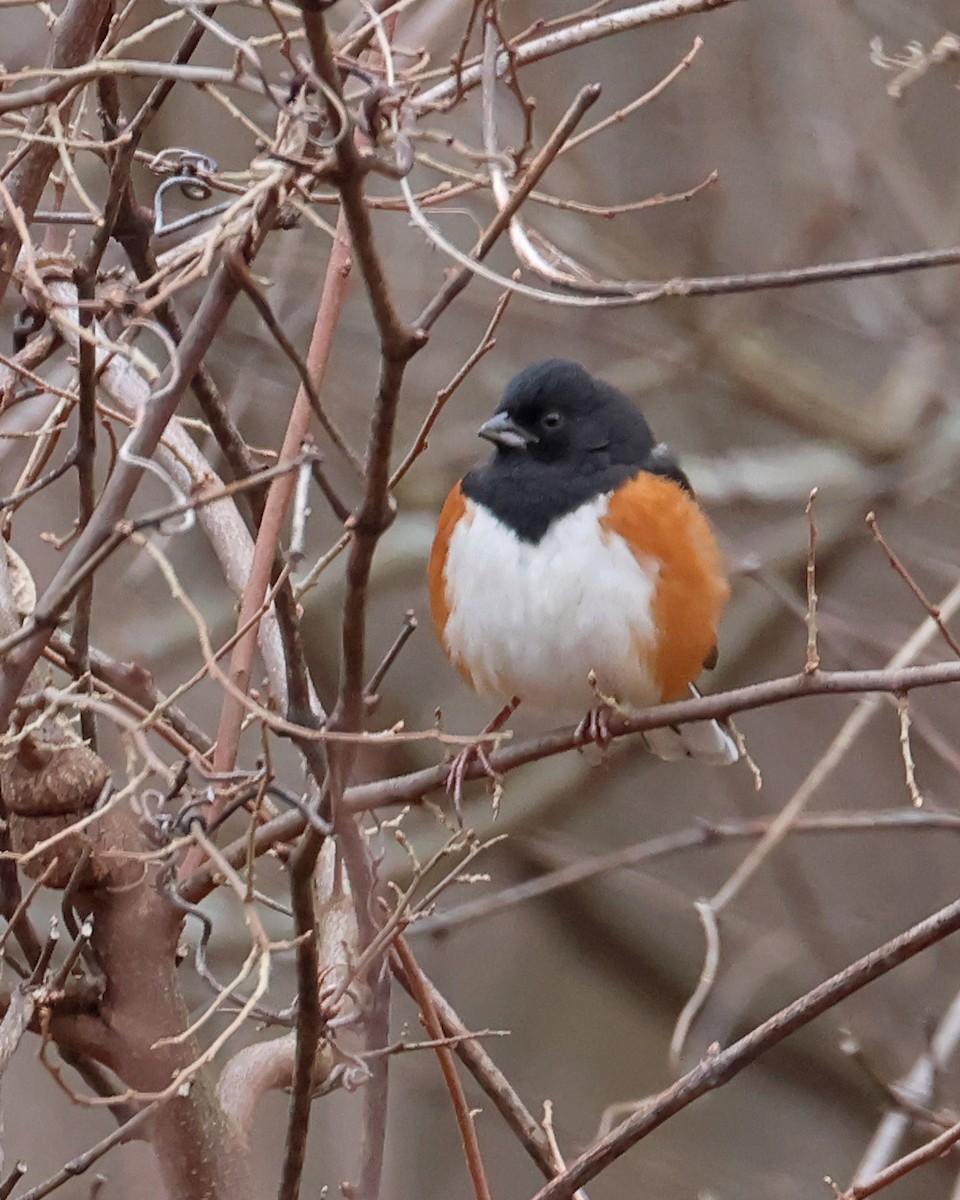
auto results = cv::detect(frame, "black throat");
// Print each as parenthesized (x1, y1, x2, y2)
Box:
(462, 455, 638, 543)
(460, 359, 693, 543)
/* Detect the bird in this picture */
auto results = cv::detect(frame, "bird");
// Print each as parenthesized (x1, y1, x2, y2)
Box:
(427, 358, 739, 786)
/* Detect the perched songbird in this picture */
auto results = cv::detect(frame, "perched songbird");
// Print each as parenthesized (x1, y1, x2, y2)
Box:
(428, 359, 738, 766)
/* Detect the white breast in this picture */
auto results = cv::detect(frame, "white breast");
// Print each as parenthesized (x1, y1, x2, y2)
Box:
(441, 495, 661, 717)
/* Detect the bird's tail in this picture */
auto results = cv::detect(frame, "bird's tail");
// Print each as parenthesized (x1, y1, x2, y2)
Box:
(642, 687, 739, 765)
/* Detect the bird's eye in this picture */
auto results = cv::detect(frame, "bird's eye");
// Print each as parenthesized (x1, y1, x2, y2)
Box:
(541, 411, 564, 430)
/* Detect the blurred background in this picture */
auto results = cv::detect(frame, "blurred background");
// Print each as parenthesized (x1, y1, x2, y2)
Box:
(3, 0, 960, 1196)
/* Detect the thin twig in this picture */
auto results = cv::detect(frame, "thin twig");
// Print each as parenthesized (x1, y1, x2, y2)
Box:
(363, 610, 418, 708)
(390, 289, 512, 488)
(867, 511, 960, 658)
(560, 36, 702, 153)
(528, 891, 960, 1200)
(669, 900, 721, 1068)
(804, 488, 820, 674)
(226, 248, 364, 476)
(414, 0, 744, 108)
(413, 83, 602, 332)
(837, 1114, 960, 1199)
(896, 696, 924, 807)
(410, 811, 960, 939)
(394, 936, 493, 1200)
(390, 950, 558, 1180)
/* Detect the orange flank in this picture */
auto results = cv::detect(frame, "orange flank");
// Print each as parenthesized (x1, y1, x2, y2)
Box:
(428, 484, 474, 683)
(601, 475, 729, 702)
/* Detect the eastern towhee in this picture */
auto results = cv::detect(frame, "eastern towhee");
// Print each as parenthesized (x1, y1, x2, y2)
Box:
(428, 359, 738, 766)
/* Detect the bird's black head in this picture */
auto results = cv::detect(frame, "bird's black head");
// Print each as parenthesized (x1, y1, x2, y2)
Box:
(479, 359, 654, 464)
(462, 359, 690, 543)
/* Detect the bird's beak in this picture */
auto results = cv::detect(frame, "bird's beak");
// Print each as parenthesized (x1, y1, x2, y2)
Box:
(478, 411, 538, 450)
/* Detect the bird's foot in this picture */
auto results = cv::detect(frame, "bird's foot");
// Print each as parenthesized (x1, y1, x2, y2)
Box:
(445, 740, 499, 825)
(444, 697, 519, 824)
(575, 704, 616, 752)
(577, 673, 630, 754)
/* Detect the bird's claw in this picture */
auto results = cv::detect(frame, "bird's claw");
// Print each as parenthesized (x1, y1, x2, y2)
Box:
(445, 740, 501, 825)
(575, 705, 615, 753)
(443, 697, 518, 824)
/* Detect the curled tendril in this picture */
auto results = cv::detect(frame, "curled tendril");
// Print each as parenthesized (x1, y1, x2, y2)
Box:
(113, 320, 195, 535)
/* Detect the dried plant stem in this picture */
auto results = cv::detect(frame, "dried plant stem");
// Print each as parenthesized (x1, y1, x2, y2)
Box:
(411, 810, 960, 939)
(205, 211, 351, 799)
(179, 652, 960, 906)
(530, 890, 960, 1200)
(415, 0, 744, 108)
(0, 181, 290, 729)
(390, 951, 557, 1180)
(804, 488, 820, 673)
(0, 0, 115, 305)
(394, 936, 492, 1200)
(838, 1114, 960, 1199)
(867, 511, 960, 657)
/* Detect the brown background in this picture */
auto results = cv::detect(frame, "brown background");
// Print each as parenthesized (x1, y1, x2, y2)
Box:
(3, 0, 960, 1196)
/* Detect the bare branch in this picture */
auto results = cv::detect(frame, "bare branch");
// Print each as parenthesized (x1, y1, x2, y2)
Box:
(529, 892, 960, 1200)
